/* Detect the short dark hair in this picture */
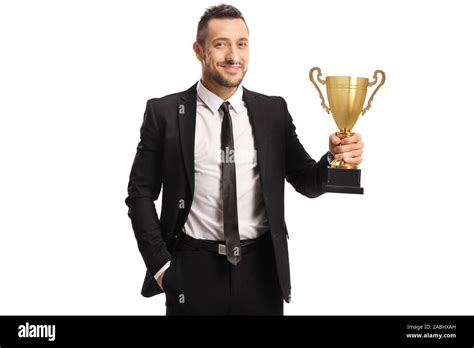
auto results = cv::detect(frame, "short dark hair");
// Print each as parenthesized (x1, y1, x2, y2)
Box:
(196, 4, 248, 47)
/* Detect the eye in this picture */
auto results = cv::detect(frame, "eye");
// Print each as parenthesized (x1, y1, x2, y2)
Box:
(215, 42, 225, 48)
(238, 42, 248, 48)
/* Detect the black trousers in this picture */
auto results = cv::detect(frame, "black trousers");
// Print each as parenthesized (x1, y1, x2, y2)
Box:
(162, 231, 284, 315)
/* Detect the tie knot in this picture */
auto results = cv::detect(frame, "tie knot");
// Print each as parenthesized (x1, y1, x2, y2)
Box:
(220, 101, 231, 115)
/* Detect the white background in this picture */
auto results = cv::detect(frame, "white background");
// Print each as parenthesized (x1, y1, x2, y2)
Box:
(1, 0, 473, 315)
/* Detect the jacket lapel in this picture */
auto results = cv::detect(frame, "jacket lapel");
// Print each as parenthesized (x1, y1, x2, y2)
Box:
(243, 87, 268, 187)
(178, 83, 197, 195)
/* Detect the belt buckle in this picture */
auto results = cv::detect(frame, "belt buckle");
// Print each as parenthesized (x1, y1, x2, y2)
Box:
(218, 244, 226, 255)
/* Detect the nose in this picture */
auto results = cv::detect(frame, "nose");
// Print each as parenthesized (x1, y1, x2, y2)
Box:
(226, 44, 238, 62)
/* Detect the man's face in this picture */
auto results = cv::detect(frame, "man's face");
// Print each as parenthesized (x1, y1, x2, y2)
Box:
(195, 18, 249, 88)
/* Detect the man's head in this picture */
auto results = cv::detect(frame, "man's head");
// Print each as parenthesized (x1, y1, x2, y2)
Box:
(193, 4, 249, 90)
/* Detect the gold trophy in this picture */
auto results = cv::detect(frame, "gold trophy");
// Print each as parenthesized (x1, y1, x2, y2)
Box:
(309, 67, 386, 194)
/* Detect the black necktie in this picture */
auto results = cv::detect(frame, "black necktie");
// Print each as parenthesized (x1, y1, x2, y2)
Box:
(220, 102, 241, 266)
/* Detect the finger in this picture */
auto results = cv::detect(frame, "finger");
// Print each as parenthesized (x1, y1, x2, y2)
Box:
(340, 133, 361, 145)
(333, 142, 364, 154)
(335, 149, 363, 160)
(330, 133, 341, 145)
(341, 133, 362, 145)
(344, 156, 363, 164)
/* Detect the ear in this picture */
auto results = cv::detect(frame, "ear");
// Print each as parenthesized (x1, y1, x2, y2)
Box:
(193, 42, 204, 61)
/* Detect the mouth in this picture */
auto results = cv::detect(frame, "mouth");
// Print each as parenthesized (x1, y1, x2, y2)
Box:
(219, 63, 241, 72)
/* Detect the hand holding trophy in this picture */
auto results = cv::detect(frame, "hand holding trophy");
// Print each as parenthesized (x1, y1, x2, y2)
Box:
(309, 67, 386, 194)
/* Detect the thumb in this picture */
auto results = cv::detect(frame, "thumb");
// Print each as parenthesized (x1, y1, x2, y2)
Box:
(329, 133, 341, 146)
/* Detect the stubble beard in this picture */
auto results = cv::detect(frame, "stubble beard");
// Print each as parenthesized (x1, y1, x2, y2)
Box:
(204, 62, 246, 88)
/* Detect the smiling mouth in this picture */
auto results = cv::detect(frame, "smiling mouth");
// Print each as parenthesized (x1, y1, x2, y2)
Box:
(219, 64, 241, 72)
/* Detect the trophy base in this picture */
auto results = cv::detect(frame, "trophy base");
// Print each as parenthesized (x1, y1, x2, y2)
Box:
(323, 167, 364, 195)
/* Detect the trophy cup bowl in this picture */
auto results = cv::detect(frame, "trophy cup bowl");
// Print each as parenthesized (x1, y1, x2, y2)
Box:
(309, 67, 386, 194)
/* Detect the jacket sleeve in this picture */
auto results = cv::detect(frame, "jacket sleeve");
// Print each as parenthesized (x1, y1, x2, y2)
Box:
(125, 99, 171, 281)
(282, 97, 328, 198)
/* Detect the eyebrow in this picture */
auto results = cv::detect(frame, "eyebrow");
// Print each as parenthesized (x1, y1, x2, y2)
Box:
(211, 37, 249, 43)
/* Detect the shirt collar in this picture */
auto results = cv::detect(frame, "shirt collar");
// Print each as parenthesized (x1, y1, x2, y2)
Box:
(197, 80, 243, 115)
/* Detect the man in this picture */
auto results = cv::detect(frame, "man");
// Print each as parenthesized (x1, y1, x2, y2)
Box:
(125, 4, 364, 315)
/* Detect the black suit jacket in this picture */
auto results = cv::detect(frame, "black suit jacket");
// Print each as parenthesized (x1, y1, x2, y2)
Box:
(125, 83, 328, 303)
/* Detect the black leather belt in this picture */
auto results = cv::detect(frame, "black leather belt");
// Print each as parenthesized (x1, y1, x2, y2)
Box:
(178, 231, 271, 255)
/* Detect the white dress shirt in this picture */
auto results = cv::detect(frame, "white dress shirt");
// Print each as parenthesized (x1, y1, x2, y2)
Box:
(155, 81, 269, 281)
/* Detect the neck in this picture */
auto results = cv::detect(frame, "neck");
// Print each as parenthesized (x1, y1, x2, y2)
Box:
(200, 78, 238, 101)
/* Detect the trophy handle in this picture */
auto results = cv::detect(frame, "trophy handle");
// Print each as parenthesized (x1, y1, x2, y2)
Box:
(361, 69, 386, 115)
(309, 67, 331, 114)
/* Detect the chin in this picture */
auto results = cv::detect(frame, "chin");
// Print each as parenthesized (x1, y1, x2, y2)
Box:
(226, 73, 245, 83)
(226, 79, 243, 88)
